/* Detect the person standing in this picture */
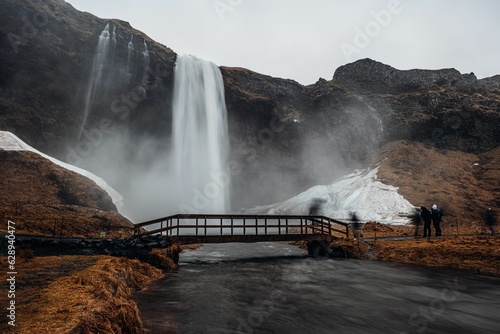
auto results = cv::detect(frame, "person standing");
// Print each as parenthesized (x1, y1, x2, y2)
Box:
(485, 208, 496, 235)
(420, 206, 432, 238)
(308, 198, 325, 216)
(431, 204, 442, 237)
(350, 212, 362, 239)
(412, 208, 422, 237)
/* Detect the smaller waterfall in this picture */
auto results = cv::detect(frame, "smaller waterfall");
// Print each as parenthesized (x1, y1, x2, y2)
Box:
(126, 35, 134, 83)
(79, 23, 112, 140)
(111, 25, 117, 48)
(127, 35, 134, 59)
(142, 40, 150, 67)
(141, 40, 150, 84)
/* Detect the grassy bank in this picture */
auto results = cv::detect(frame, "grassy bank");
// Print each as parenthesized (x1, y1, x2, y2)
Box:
(0, 254, 168, 333)
(342, 235, 500, 277)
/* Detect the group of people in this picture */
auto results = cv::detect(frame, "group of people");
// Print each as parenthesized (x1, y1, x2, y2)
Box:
(415, 205, 497, 237)
(414, 204, 442, 238)
(307, 197, 496, 238)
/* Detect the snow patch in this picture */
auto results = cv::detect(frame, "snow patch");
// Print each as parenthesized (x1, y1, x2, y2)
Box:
(0, 131, 125, 214)
(245, 167, 415, 225)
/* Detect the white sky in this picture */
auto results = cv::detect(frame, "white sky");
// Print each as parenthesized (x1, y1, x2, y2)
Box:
(65, 0, 500, 85)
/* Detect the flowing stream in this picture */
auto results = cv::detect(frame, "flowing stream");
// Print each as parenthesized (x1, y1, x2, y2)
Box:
(135, 243, 500, 334)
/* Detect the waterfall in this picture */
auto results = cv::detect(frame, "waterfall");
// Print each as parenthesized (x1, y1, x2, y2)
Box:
(79, 23, 112, 140)
(142, 40, 150, 67)
(141, 40, 150, 85)
(111, 25, 117, 48)
(126, 35, 134, 83)
(171, 55, 230, 213)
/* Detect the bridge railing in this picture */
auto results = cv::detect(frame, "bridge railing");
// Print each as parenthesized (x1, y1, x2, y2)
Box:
(133, 214, 350, 239)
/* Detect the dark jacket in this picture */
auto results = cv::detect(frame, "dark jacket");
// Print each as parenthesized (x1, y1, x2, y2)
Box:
(420, 207, 432, 224)
(486, 209, 496, 226)
(431, 209, 442, 223)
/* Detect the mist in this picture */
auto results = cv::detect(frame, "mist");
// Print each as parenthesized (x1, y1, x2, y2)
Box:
(74, 71, 387, 224)
(64, 21, 388, 224)
(76, 54, 232, 223)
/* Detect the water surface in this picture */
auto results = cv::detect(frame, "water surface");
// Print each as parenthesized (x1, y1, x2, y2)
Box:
(136, 243, 500, 334)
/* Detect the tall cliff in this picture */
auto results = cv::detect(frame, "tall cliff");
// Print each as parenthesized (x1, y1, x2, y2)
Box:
(1, 0, 499, 214)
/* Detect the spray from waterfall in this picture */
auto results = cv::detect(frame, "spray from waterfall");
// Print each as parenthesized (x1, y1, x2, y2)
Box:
(78, 23, 112, 140)
(171, 55, 230, 213)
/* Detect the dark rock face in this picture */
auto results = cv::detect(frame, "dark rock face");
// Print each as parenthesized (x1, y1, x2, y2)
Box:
(0, 0, 176, 157)
(222, 61, 499, 207)
(333, 58, 468, 93)
(1, 0, 499, 211)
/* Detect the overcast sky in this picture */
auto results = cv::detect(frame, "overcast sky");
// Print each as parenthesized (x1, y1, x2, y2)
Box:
(65, 0, 500, 85)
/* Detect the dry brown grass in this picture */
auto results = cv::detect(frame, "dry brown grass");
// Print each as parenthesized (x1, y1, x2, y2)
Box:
(332, 220, 500, 277)
(0, 150, 134, 238)
(0, 255, 164, 334)
(377, 140, 498, 222)
(0, 203, 134, 238)
(370, 236, 500, 276)
(360, 221, 491, 238)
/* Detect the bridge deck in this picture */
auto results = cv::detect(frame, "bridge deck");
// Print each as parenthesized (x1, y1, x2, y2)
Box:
(170, 234, 333, 244)
(134, 214, 350, 244)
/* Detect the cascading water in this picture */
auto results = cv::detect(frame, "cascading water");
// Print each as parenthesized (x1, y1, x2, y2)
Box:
(141, 40, 150, 83)
(171, 55, 230, 213)
(127, 36, 134, 58)
(142, 40, 149, 63)
(126, 35, 134, 83)
(111, 25, 117, 48)
(79, 23, 111, 140)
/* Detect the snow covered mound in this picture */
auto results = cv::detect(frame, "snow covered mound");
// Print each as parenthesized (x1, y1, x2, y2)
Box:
(246, 167, 416, 225)
(0, 131, 124, 213)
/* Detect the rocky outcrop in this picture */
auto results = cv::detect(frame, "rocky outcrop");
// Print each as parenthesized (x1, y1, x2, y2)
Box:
(1, 0, 499, 211)
(330, 59, 500, 153)
(332, 58, 471, 93)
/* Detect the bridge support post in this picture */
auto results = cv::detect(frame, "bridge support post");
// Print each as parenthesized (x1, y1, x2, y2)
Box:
(307, 240, 331, 259)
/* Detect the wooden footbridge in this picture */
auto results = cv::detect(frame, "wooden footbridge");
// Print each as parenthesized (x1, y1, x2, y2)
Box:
(134, 214, 350, 245)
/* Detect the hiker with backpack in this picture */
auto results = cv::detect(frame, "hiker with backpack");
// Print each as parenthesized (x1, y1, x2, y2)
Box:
(431, 204, 443, 237)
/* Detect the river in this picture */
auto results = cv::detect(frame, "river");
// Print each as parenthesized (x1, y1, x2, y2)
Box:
(135, 242, 500, 334)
